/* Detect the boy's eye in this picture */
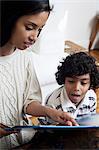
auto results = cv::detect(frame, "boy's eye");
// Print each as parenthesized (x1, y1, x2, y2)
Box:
(68, 80, 74, 83)
(81, 82, 87, 85)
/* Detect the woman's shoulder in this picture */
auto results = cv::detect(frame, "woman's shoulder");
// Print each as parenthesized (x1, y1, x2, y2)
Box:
(16, 49, 34, 63)
(14, 50, 35, 69)
(17, 49, 34, 58)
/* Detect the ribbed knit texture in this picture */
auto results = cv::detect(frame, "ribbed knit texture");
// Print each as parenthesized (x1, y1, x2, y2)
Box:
(0, 50, 41, 149)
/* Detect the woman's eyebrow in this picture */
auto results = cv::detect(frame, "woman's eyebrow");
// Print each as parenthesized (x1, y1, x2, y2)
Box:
(26, 21, 45, 28)
(26, 21, 38, 28)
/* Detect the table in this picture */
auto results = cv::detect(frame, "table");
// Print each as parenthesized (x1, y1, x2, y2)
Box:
(13, 128, 99, 149)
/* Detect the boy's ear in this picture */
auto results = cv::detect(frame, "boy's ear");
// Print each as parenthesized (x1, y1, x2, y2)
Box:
(89, 85, 94, 90)
(89, 85, 91, 90)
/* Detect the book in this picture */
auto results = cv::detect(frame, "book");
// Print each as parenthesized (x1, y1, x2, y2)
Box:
(76, 113, 99, 126)
(5, 114, 99, 131)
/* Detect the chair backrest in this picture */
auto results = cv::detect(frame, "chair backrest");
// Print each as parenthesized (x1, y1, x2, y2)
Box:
(95, 88, 99, 113)
(88, 15, 99, 51)
(64, 40, 87, 54)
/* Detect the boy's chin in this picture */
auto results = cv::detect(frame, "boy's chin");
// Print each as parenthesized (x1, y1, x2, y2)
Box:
(71, 99, 81, 105)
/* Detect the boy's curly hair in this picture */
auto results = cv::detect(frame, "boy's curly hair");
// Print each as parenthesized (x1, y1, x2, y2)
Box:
(55, 52, 99, 89)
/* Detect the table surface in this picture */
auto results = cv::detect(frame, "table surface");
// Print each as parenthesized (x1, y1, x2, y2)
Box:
(14, 128, 99, 149)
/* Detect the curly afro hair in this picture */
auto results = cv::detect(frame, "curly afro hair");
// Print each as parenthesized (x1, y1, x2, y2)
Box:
(55, 52, 99, 89)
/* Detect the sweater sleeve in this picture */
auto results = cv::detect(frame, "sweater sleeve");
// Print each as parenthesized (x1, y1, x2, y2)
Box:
(23, 53, 42, 113)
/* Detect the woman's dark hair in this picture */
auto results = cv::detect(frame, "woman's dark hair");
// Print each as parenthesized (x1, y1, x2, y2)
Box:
(55, 52, 99, 89)
(0, 0, 53, 47)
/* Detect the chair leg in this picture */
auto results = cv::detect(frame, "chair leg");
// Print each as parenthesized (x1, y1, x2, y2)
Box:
(88, 17, 99, 51)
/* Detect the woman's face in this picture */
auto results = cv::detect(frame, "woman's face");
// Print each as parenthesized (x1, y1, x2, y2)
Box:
(9, 12, 49, 50)
(64, 74, 90, 105)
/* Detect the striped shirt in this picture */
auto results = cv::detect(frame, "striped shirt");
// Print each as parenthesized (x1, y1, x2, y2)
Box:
(45, 86, 97, 123)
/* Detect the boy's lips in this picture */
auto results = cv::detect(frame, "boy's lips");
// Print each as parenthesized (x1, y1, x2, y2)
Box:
(70, 94, 81, 101)
(71, 94, 80, 97)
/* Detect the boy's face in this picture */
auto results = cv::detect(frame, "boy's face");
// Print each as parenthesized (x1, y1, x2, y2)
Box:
(64, 74, 90, 105)
(9, 11, 49, 50)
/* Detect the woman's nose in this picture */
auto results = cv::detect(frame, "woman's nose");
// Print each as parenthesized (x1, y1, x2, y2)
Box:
(29, 30, 39, 42)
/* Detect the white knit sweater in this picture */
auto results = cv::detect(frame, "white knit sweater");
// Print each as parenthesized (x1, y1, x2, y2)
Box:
(0, 49, 42, 149)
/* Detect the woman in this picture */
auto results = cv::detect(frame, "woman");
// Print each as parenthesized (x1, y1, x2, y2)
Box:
(0, 0, 78, 149)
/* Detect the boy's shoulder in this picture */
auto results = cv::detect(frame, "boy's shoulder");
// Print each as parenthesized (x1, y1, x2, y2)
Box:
(87, 89, 96, 95)
(45, 86, 63, 102)
(86, 89, 96, 99)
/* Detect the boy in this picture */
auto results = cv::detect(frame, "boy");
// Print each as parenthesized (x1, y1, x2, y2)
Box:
(45, 52, 99, 124)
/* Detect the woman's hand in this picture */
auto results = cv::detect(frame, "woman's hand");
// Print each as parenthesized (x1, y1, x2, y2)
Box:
(45, 107, 79, 126)
(26, 101, 79, 126)
(0, 123, 19, 138)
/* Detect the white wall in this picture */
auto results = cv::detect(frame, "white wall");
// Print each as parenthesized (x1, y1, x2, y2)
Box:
(31, 0, 98, 54)
(31, 0, 67, 54)
(30, 0, 98, 101)
(63, 0, 98, 48)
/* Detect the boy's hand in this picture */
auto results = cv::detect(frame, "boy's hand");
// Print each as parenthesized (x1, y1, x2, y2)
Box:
(0, 123, 19, 138)
(45, 107, 79, 126)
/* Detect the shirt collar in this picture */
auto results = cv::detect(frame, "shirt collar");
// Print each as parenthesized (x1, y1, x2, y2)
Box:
(60, 86, 90, 110)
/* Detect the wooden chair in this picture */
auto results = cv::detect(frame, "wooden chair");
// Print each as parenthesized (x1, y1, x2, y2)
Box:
(88, 15, 99, 51)
(96, 89, 99, 113)
(64, 40, 87, 54)
(88, 15, 99, 112)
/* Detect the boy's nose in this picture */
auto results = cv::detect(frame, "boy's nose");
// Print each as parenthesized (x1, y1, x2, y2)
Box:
(74, 82, 81, 91)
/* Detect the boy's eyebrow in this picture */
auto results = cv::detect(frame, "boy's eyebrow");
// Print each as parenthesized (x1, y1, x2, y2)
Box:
(75, 77, 90, 81)
(81, 78, 90, 81)
(69, 76, 90, 81)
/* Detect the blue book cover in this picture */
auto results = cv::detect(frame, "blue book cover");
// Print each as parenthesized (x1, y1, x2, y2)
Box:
(5, 114, 99, 131)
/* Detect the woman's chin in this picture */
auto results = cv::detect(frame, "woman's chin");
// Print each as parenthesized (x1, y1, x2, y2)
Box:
(18, 46, 28, 50)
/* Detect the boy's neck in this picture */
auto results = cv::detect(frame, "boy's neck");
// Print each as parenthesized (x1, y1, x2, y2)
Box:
(74, 100, 82, 107)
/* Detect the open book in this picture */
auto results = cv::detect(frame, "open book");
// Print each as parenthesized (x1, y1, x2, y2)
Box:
(5, 114, 99, 131)
(76, 113, 99, 126)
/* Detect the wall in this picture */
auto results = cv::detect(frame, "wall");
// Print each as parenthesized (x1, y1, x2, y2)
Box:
(63, 0, 98, 48)
(30, 0, 98, 101)
(30, 0, 98, 54)
(31, 0, 67, 54)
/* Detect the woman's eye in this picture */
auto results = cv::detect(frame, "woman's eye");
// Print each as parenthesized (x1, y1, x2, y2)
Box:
(25, 26, 33, 30)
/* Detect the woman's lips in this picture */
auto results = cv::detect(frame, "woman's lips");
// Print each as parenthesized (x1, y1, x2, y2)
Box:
(24, 42, 33, 48)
